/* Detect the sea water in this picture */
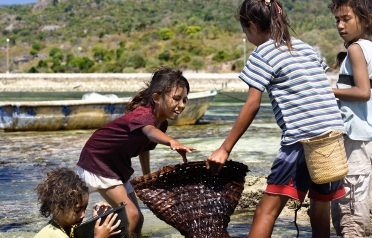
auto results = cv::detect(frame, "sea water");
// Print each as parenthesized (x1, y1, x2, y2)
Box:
(0, 92, 332, 237)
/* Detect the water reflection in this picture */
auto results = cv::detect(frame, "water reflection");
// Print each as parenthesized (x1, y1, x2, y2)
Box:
(0, 92, 324, 237)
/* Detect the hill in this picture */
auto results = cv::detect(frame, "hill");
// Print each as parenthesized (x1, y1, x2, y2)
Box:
(0, 0, 345, 73)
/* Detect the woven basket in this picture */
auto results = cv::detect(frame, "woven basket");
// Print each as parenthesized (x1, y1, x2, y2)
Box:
(300, 130, 348, 184)
(130, 160, 249, 238)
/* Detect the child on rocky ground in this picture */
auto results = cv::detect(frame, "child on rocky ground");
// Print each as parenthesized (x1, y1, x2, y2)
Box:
(34, 167, 120, 238)
(76, 66, 196, 237)
(328, 0, 372, 236)
(206, 0, 346, 237)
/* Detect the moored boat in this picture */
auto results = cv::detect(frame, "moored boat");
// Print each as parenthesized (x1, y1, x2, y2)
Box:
(0, 90, 217, 132)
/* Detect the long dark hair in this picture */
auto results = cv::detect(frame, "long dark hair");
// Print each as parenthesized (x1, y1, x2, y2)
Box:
(329, 0, 372, 48)
(125, 66, 190, 113)
(237, 0, 295, 49)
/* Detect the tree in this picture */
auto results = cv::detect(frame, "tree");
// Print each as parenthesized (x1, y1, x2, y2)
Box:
(92, 46, 109, 62)
(49, 47, 64, 61)
(69, 57, 95, 72)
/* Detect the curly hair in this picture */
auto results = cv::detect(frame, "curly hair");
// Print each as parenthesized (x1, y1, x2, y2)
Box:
(36, 167, 89, 218)
(125, 66, 190, 113)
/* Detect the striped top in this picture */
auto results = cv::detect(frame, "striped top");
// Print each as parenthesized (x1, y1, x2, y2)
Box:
(239, 37, 344, 145)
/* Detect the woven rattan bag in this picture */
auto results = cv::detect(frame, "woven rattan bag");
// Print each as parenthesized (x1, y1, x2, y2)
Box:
(130, 160, 249, 238)
(300, 130, 348, 184)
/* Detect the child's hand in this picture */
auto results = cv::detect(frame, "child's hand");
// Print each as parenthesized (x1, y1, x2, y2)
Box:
(169, 139, 196, 163)
(94, 212, 121, 238)
(93, 201, 112, 217)
(206, 147, 229, 176)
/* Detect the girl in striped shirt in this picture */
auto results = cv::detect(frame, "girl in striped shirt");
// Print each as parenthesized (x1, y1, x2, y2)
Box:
(207, 0, 345, 237)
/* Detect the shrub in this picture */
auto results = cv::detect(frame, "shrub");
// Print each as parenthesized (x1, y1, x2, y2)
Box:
(158, 28, 174, 40)
(212, 50, 230, 63)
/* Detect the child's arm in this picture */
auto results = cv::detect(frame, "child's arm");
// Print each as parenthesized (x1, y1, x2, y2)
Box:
(207, 87, 262, 175)
(142, 125, 196, 163)
(139, 151, 150, 175)
(333, 44, 371, 101)
(93, 212, 121, 238)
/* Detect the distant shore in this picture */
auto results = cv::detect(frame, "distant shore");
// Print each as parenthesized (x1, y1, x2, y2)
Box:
(0, 73, 339, 93)
(0, 73, 244, 92)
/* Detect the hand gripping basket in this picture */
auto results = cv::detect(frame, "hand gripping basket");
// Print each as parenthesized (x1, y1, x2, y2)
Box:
(300, 130, 348, 184)
(130, 160, 249, 238)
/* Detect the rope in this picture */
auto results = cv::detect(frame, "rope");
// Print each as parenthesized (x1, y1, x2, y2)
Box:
(293, 202, 302, 238)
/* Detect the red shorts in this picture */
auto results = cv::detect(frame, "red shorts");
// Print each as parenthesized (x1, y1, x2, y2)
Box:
(265, 142, 345, 202)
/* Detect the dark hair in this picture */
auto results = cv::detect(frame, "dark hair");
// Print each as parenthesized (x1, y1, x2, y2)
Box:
(330, 51, 347, 71)
(237, 0, 295, 49)
(328, 0, 372, 47)
(36, 167, 89, 218)
(125, 66, 190, 113)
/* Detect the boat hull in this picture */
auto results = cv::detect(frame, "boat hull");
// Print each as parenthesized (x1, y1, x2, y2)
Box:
(0, 90, 217, 131)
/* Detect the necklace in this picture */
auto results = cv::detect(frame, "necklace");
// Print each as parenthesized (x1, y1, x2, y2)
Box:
(52, 219, 76, 238)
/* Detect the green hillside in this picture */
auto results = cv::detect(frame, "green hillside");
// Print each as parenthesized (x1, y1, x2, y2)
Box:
(0, 0, 345, 73)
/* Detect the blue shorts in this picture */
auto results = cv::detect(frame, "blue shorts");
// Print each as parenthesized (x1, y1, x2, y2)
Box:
(266, 142, 345, 202)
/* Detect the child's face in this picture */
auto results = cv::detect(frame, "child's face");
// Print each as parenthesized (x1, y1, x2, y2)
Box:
(59, 193, 89, 227)
(155, 86, 188, 122)
(333, 5, 367, 42)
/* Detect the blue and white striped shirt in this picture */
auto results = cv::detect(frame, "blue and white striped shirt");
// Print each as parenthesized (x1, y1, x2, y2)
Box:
(239, 37, 344, 145)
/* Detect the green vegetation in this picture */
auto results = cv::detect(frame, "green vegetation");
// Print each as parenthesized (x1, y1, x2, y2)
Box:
(0, 0, 345, 73)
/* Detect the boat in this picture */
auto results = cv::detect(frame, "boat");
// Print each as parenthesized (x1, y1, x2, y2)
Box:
(0, 90, 217, 132)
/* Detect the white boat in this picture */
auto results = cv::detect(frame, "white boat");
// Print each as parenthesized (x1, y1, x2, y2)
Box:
(0, 90, 217, 131)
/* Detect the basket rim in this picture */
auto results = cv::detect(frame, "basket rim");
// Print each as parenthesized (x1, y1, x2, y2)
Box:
(130, 160, 249, 185)
(300, 130, 344, 144)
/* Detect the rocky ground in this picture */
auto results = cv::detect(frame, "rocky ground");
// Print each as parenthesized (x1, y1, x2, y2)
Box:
(236, 176, 311, 222)
(237, 175, 372, 230)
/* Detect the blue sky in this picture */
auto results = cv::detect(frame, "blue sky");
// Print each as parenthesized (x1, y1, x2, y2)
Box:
(0, 0, 37, 5)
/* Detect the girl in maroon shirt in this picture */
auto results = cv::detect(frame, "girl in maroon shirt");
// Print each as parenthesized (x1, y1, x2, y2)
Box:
(77, 66, 196, 236)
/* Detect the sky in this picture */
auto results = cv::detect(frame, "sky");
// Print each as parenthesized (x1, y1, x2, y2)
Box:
(0, 0, 37, 5)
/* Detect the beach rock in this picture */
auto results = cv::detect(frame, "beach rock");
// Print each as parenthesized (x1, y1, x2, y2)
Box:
(236, 175, 310, 222)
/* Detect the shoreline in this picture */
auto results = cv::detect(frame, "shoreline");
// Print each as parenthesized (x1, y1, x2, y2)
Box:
(0, 73, 245, 92)
(0, 73, 339, 92)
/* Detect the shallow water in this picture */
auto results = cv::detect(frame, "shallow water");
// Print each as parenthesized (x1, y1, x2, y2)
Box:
(0, 92, 335, 237)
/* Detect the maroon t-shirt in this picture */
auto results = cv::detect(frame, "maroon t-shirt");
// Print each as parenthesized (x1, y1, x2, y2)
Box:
(77, 106, 168, 182)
